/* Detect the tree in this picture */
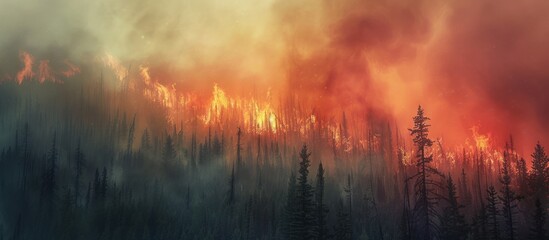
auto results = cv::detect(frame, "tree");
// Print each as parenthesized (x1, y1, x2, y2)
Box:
(163, 134, 177, 166)
(236, 127, 242, 167)
(470, 203, 488, 240)
(486, 186, 500, 240)
(295, 144, 314, 240)
(439, 176, 468, 240)
(226, 164, 236, 207)
(333, 200, 351, 240)
(499, 150, 519, 240)
(529, 142, 549, 203)
(101, 167, 108, 199)
(41, 134, 58, 207)
(313, 162, 329, 240)
(283, 172, 299, 240)
(141, 128, 151, 151)
(74, 141, 84, 206)
(93, 168, 101, 201)
(344, 174, 353, 239)
(408, 106, 442, 240)
(529, 198, 547, 240)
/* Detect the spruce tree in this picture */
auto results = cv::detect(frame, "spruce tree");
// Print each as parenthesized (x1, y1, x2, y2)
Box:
(284, 172, 299, 240)
(486, 186, 500, 240)
(439, 176, 468, 240)
(141, 129, 151, 151)
(333, 200, 351, 240)
(313, 162, 329, 240)
(499, 150, 519, 240)
(529, 198, 547, 240)
(74, 141, 84, 206)
(41, 134, 58, 207)
(163, 134, 176, 166)
(408, 106, 442, 240)
(529, 143, 548, 203)
(226, 164, 236, 207)
(295, 144, 314, 240)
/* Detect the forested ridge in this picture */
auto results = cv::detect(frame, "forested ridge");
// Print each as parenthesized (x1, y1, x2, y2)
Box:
(0, 80, 547, 240)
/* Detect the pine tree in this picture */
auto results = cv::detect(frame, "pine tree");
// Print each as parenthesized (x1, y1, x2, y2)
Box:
(236, 127, 242, 167)
(125, 114, 136, 159)
(333, 200, 351, 240)
(408, 106, 442, 240)
(344, 174, 353, 239)
(529, 142, 548, 203)
(74, 141, 84, 206)
(485, 186, 500, 240)
(284, 172, 299, 240)
(101, 167, 108, 199)
(499, 150, 519, 240)
(313, 162, 329, 240)
(226, 164, 236, 206)
(439, 176, 468, 240)
(470, 203, 488, 240)
(295, 144, 314, 240)
(141, 129, 151, 151)
(163, 134, 176, 166)
(93, 168, 101, 201)
(529, 198, 547, 240)
(41, 134, 58, 207)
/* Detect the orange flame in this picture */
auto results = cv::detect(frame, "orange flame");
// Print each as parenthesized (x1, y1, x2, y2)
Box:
(471, 126, 490, 150)
(38, 60, 56, 83)
(102, 53, 128, 81)
(16, 51, 34, 84)
(61, 60, 80, 78)
(202, 84, 278, 133)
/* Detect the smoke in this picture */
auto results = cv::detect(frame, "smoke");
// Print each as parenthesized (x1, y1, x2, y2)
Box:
(1, 0, 548, 150)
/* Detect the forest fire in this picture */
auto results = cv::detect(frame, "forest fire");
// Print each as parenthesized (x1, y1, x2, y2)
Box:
(2, 0, 549, 239)
(16, 51, 34, 84)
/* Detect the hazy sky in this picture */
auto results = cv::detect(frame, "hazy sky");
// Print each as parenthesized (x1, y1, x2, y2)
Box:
(1, 0, 549, 149)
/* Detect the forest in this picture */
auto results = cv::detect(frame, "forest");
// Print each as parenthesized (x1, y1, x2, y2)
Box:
(0, 69, 547, 240)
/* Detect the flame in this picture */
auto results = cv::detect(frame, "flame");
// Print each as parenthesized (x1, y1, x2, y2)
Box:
(201, 84, 279, 133)
(471, 126, 490, 150)
(38, 60, 55, 83)
(203, 83, 230, 125)
(61, 60, 80, 78)
(16, 51, 34, 84)
(102, 53, 128, 81)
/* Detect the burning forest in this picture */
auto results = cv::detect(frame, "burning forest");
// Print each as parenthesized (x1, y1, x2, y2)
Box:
(1, 0, 549, 240)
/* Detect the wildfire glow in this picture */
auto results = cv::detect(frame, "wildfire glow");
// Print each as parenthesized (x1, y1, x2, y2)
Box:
(16, 51, 34, 84)
(61, 60, 81, 78)
(471, 126, 490, 150)
(101, 53, 128, 81)
(38, 60, 56, 83)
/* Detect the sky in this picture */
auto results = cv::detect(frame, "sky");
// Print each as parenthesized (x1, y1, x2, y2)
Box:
(1, 0, 549, 151)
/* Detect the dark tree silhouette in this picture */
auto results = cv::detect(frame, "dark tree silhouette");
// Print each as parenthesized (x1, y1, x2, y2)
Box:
(344, 174, 353, 239)
(529, 142, 548, 203)
(486, 186, 500, 240)
(529, 198, 547, 240)
(313, 162, 329, 240)
(163, 134, 176, 166)
(226, 164, 236, 206)
(237, 127, 242, 167)
(499, 150, 519, 240)
(470, 202, 488, 240)
(41, 134, 58, 207)
(333, 200, 351, 240)
(408, 106, 442, 240)
(141, 128, 151, 151)
(439, 176, 468, 240)
(295, 144, 314, 240)
(284, 172, 299, 240)
(73, 141, 84, 206)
